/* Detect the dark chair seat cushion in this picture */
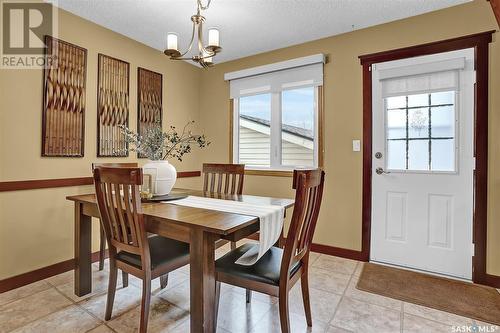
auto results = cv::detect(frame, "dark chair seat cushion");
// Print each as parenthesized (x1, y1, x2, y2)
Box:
(116, 236, 189, 270)
(215, 243, 301, 286)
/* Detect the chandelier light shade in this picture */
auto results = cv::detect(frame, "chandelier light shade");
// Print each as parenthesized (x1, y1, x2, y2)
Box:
(164, 0, 222, 68)
(166, 33, 179, 55)
(208, 28, 220, 48)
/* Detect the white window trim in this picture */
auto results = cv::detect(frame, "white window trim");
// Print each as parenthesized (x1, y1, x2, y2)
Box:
(232, 87, 320, 171)
(224, 54, 325, 81)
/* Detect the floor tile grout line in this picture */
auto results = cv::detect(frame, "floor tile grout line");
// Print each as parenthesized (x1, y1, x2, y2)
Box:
(310, 265, 356, 280)
(344, 294, 399, 313)
(167, 316, 190, 333)
(224, 288, 276, 333)
(327, 261, 357, 328)
(53, 284, 110, 332)
(400, 301, 404, 333)
(103, 286, 191, 332)
(50, 268, 144, 333)
(343, 272, 405, 312)
(344, 284, 484, 330)
(0, 280, 53, 309)
(100, 303, 139, 332)
(4, 286, 78, 333)
(8, 254, 486, 333)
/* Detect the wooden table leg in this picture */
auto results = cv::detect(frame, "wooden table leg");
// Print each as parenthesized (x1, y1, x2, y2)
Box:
(74, 202, 92, 296)
(190, 229, 217, 333)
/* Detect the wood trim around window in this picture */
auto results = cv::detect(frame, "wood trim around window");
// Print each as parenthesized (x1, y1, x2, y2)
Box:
(359, 30, 497, 287)
(317, 85, 325, 169)
(244, 170, 294, 177)
(229, 86, 325, 177)
(229, 99, 234, 164)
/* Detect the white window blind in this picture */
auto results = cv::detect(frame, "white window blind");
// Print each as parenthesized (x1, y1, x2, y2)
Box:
(379, 57, 465, 98)
(227, 55, 324, 99)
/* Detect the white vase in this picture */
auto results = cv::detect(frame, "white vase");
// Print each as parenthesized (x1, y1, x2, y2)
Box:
(142, 160, 177, 196)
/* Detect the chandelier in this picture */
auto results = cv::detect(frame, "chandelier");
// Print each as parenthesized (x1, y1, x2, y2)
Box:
(163, 0, 221, 68)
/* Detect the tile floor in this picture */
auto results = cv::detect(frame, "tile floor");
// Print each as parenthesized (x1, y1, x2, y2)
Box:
(0, 241, 496, 333)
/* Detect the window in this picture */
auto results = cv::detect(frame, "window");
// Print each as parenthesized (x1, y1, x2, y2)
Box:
(386, 91, 456, 172)
(227, 55, 324, 172)
(238, 94, 272, 168)
(281, 87, 315, 167)
(234, 87, 319, 170)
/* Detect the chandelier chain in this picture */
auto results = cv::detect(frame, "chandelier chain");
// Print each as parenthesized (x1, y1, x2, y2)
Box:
(197, 0, 211, 11)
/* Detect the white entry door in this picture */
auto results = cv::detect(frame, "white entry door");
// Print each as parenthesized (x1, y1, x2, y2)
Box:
(370, 49, 475, 280)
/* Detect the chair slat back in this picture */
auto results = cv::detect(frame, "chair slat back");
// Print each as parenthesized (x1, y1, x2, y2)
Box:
(202, 163, 245, 195)
(93, 167, 148, 258)
(92, 162, 138, 170)
(281, 169, 325, 278)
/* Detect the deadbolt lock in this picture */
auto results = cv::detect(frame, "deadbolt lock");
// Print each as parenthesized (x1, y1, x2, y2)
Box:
(375, 152, 382, 159)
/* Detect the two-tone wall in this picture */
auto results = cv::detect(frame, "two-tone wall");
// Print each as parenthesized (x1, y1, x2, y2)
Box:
(0, 9, 203, 279)
(1, 0, 499, 282)
(197, 0, 500, 276)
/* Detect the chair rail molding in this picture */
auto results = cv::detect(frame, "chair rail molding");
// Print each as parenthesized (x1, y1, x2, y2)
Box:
(0, 171, 201, 192)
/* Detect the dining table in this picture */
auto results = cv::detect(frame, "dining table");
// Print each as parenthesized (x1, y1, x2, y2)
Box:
(66, 188, 294, 333)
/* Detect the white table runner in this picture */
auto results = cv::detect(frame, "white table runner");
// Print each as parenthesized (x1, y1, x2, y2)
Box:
(166, 196, 285, 265)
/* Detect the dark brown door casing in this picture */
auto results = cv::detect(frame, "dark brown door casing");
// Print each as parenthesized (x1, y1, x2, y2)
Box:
(358, 31, 497, 287)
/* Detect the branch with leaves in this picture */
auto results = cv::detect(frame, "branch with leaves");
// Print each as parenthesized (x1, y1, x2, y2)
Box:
(118, 121, 209, 161)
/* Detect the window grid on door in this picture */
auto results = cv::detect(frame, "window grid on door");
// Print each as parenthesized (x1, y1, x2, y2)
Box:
(386, 91, 456, 172)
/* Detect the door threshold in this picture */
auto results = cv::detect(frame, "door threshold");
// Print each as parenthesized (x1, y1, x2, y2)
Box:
(370, 260, 472, 283)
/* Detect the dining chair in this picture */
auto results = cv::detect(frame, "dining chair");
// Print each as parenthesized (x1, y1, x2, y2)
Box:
(202, 163, 245, 251)
(92, 162, 138, 289)
(214, 168, 325, 332)
(93, 167, 190, 333)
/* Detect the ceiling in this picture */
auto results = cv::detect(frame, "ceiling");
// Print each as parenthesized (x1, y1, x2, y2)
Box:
(51, 0, 471, 64)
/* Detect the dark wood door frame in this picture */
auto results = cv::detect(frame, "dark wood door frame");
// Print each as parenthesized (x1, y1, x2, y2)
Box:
(358, 31, 498, 287)
(489, 0, 500, 27)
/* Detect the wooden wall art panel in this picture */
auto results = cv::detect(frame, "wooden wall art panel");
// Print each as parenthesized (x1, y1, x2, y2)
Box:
(42, 36, 87, 157)
(137, 68, 163, 158)
(97, 54, 130, 157)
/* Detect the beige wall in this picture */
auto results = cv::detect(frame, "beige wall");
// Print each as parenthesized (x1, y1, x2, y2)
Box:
(0, 9, 203, 279)
(198, 0, 500, 275)
(1, 0, 499, 281)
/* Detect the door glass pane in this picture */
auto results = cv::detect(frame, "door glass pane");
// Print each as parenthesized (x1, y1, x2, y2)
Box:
(431, 91, 454, 105)
(431, 139, 455, 171)
(385, 90, 456, 172)
(408, 108, 429, 139)
(408, 140, 429, 170)
(239, 94, 271, 167)
(387, 109, 406, 139)
(387, 96, 406, 109)
(281, 87, 315, 167)
(408, 93, 428, 107)
(387, 140, 406, 170)
(431, 106, 454, 138)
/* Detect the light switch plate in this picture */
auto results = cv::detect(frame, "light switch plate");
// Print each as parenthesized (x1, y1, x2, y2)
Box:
(352, 140, 361, 152)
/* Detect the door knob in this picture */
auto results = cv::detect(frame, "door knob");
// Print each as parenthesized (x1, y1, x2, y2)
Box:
(375, 167, 390, 175)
